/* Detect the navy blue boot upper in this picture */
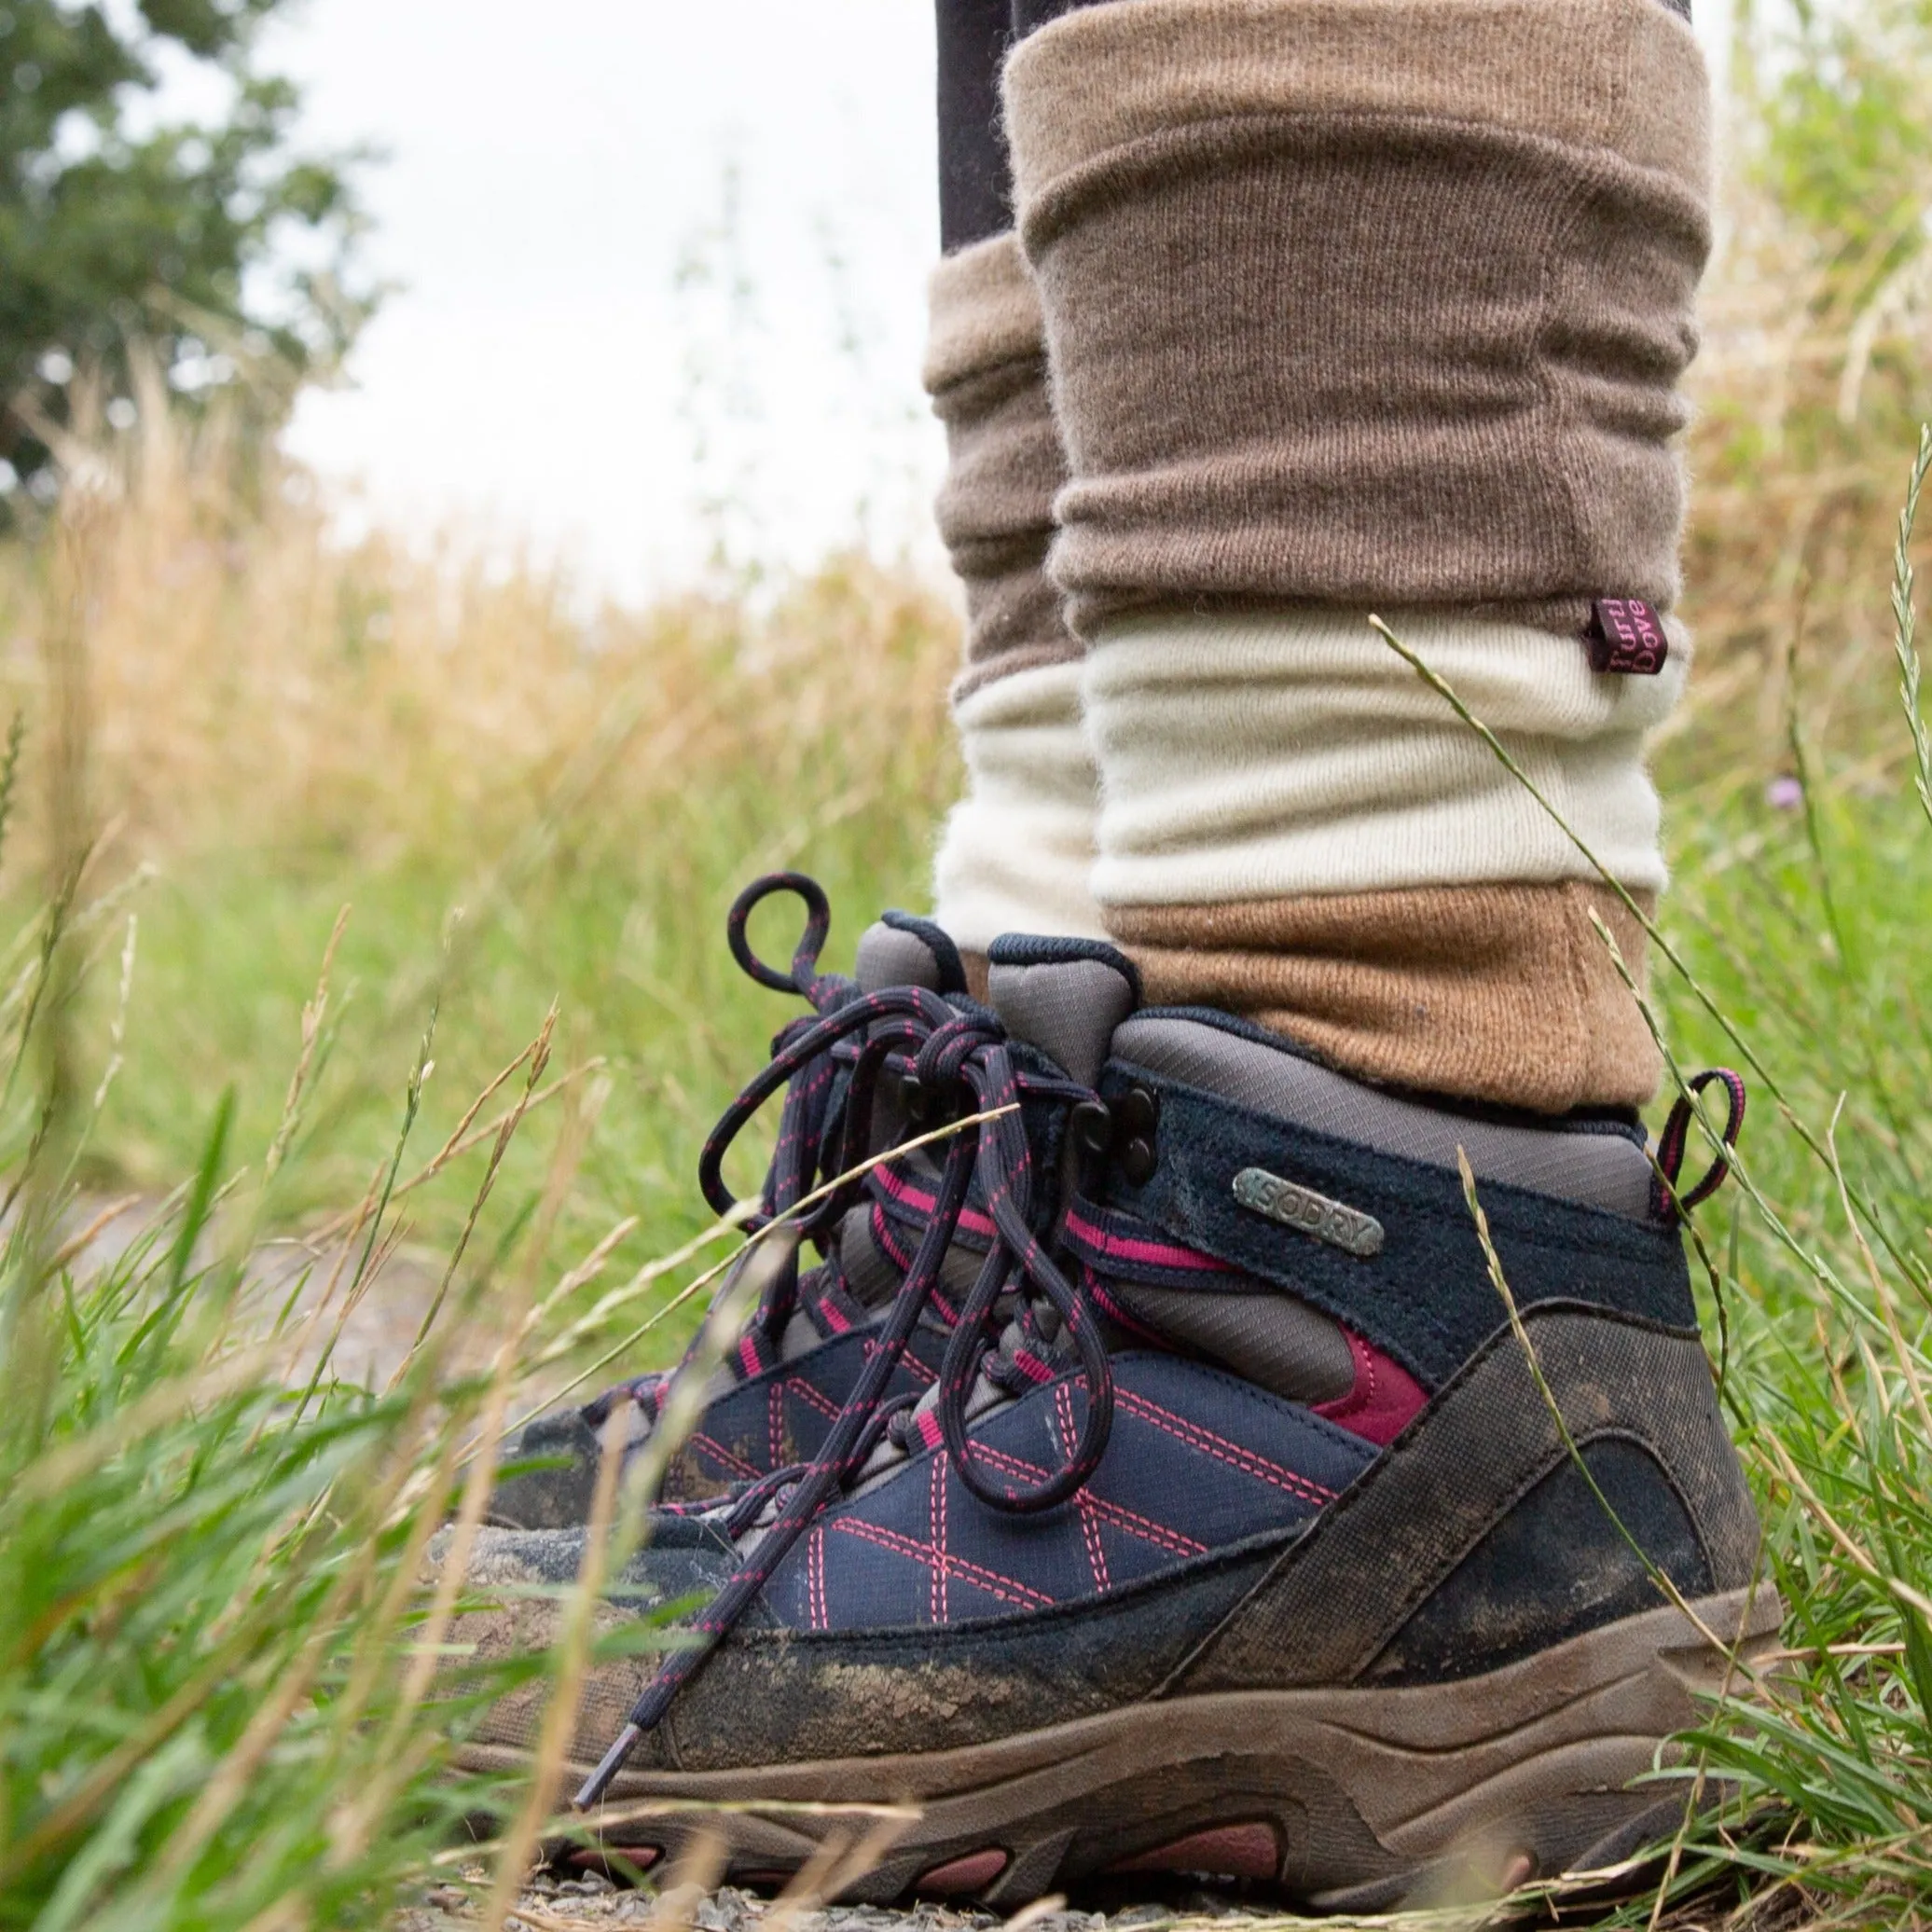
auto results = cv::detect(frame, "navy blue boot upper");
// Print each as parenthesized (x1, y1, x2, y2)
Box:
(549, 894, 1756, 1803)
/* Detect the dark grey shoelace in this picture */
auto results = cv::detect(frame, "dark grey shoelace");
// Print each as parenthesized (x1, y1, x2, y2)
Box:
(574, 965, 1110, 1807)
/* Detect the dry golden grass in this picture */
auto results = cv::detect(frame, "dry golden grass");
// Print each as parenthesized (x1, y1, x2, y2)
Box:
(0, 139, 1923, 1263)
(2, 185, 1926, 883)
(3, 104, 1932, 1932)
(0, 354, 959, 883)
(1675, 172, 1932, 778)
(0, 361, 964, 1264)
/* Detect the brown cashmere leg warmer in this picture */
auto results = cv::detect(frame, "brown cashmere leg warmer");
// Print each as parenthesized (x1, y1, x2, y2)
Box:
(926, 234, 1080, 698)
(1002, 0, 1712, 1112)
(1004, 0, 1711, 638)
(1111, 884, 1658, 1115)
(926, 235, 1105, 951)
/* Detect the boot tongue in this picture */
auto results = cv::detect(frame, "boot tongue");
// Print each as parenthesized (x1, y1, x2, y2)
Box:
(986, 936, 1140, 1085)
(854, 912, 968, 995)
(817, 914, 967, 1322)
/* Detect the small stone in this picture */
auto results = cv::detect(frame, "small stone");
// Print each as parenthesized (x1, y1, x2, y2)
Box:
(1173, 1892, 1244, 1918)
(695, 1894, 758, 1932)
(424, 1889, 470, 1912)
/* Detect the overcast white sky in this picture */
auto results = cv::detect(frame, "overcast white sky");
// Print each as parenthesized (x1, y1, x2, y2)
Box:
(256, 0, 1732, 610)
(265, 0, 944, 605)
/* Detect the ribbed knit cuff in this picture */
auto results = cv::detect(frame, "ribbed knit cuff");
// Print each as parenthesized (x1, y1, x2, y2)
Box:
(1084, 609, 1686, 907)
(932, 658, 1107, 951)
(927, 235, 1083, 697)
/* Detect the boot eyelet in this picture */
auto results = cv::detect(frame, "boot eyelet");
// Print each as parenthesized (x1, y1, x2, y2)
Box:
(1071, 1098, 1114, 1155)
(1122, 1138, 1158, 1186)
(900, 1070, 931, 1123)
(1117, 1084, 1160, 1139)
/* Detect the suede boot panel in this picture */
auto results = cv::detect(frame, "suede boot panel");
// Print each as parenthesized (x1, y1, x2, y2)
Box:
(1091, 1070, 1692, 1393)
(1177, 1307, 1761, 1693)
(1109, 881, 1661, 1113)
(1364, 1438, 1714, 1681)
(1002, 0, 1711, 638)
(667, 1544, 1291, 1769)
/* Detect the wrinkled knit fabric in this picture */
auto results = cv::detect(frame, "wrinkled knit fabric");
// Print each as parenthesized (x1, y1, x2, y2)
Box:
(1003, 0, 1712, 642)
(1111, 884, 1659, 1116)
(996, 0, 1713, 1112)
(927, 234, 1108, 950)
(926, 237, 1081, 700)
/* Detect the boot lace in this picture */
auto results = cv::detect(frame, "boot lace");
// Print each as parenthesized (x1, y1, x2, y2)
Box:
(573, 918, 1111, 1806)
(584, 874, 946, 1430)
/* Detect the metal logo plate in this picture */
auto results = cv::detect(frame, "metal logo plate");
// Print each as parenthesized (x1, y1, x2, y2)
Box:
(1232, 1166, 1385, 1259)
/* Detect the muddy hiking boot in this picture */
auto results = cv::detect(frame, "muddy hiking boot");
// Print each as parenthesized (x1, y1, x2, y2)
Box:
(490, 873, 1056, 1525)
(452, 905, 1778, 1910)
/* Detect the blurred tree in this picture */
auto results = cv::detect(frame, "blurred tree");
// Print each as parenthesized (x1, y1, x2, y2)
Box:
(0, 0, 373, 501)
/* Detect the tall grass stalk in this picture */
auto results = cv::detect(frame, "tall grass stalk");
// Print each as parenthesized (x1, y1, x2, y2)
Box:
(1372, 436, 1932, 1932)
(9, 35, 1932, 1920)
(0, 467, 738, 1932)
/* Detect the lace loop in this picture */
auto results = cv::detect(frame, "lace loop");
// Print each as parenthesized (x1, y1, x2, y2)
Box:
(726, 872, 835, 997)
(1651, 1068, 1747, 1221)
(934, 1053, 1113, 1515)
(696, 877, 957, 1355)
(696, 987, 954, 1226)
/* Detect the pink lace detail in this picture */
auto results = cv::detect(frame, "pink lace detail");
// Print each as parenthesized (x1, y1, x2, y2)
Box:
(1058, 1384, 1111, 1593)
(1062, 1207, 1237, 1274)
(688, 1431, 760, 1481)
(930, 1457, 948, 1622)
(971, 1440, 1208, 1558)
(807, 1525, 828, 1632)
(872, 1163, 998, 1244)
(785, 1374, 842, 1422)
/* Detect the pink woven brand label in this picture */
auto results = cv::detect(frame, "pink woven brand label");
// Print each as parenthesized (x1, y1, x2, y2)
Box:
(1587, 598, 1669, 675)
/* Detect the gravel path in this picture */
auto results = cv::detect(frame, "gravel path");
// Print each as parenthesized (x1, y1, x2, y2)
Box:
(65, 1193, 543, 1393)
(393, 1872, 1284, 1932)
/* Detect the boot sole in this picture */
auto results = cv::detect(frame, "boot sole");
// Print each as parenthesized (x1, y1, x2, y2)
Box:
(458, 1582, 1779, 1909)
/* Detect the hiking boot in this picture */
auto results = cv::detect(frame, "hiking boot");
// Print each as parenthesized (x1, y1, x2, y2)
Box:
(450, 937, 1778, 1909)
(490, 873, 1039, 1525)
